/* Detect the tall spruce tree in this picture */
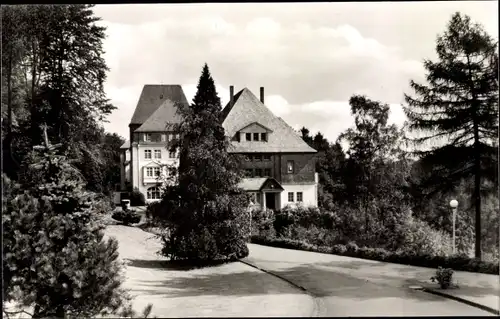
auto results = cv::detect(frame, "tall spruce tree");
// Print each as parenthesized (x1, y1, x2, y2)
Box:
(159, 64, 249, 263)
(404, 12, 498, 259)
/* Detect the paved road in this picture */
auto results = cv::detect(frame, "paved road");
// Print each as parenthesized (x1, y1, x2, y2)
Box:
(243, 243, 495, 317)
(103, 225, 313, 317)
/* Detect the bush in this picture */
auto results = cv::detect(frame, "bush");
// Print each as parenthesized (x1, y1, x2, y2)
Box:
(249, 236, 499, 275)
(112, 208, 141, 225)
(3, 145, 134, 318)
(431, 267, 454, 289)
(393, 213, 453, 257)
(130, 187, 146, 206)
(250, 208, 276, 238)
(289, 225, 337, 247)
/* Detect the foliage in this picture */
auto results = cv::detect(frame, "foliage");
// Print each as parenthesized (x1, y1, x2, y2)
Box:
(159, 64, 249, 263)
(130, 187, 146, 206)
(250, 208, 276, 238)
(2, 142, 134, 318)
(1, 5, 122, 195)
(112, 209, 141, 226)
(431, 267, 455, 289)
(392, 211, 453, 256)
(251, 236, 499, 275)
(404, 12, 498, 259)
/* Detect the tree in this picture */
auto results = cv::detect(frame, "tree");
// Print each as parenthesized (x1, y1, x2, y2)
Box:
(3, 130, 135, 318)
(1, 5, 120, 196)
(404, 12, 498, 259)
(159, 64, 249, 263)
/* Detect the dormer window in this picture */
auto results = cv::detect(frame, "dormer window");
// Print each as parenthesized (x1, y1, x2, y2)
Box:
(261, 133, 267, 141)
(246, 133, 251, 141)
(253, 133, 259, 141)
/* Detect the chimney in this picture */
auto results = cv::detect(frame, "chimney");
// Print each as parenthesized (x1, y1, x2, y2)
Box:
(260, 87, 264, 104)
(229, 85, 234, 107)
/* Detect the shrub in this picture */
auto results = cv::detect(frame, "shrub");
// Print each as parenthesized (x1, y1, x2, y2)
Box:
(130, 187, 146, 206)
(393, 212, 452, 257)
(251, 208, 276, 238)
(431, 267, 454, 289)
(3, 144, 134, 318)
(331, 244, 347, 254)
(289, 225, 337, 247)
(345, 241, 359, 255)
(273, 207, 296, 237)
(112, 208, 141, 226)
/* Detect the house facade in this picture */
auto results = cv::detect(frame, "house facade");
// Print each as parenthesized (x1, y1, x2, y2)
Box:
(120, 84, 318, 208)
(120, 85, 188, 201)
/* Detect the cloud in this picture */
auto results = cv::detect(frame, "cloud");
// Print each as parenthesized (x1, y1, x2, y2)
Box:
(94, 3, 496, 142)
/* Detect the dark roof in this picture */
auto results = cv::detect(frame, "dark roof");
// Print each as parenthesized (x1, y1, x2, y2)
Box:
(238, 177, 284, 192)
(221, 88, 317, 153)
(130, 85, 189, 125)
(135, 99, 184, 132)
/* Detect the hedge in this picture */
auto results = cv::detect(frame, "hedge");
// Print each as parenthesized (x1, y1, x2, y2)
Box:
(250, 236, 499, 275)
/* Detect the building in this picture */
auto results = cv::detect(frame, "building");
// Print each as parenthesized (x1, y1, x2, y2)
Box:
(120, 85, 189, 201)
(120, 84, 318, 208)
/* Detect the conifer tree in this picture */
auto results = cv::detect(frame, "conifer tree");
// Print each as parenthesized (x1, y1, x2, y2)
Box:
(3, 128, 137, 318)
(404, 12, 498, 259)
(159, 64, 249, 263)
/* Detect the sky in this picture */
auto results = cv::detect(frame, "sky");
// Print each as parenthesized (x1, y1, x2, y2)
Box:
(93, 2, 498, 143)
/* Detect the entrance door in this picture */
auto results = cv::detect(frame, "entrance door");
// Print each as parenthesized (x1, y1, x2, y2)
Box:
(265, 192, 276, 210)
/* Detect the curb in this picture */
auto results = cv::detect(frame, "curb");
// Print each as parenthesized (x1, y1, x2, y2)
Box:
(239, 259, 323, 317)
(421, 287, 500, 316)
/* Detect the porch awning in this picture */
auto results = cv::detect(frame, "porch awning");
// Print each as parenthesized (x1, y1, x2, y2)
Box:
(238, 177, 284, 192)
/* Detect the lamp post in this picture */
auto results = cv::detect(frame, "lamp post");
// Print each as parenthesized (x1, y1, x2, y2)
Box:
(449, 199, 458, 255)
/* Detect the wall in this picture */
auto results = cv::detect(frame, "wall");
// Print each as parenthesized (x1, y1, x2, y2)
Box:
(132, 142, 179, 202)
(278, 153, 316, 184)
(279, 183, 317, 208)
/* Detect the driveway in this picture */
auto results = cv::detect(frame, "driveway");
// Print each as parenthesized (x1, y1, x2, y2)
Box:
(103, 225, 313, 317)
(243, 243, 496, 317)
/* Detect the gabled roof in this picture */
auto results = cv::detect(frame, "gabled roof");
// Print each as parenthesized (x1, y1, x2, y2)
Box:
(221, 88, 317, 153)
(120, 140, 130, 149)
(238, 177, 284, 192)
(130, 85, 189, 125)
(135, 98, 184, 132)
(239, 122, 273, 132)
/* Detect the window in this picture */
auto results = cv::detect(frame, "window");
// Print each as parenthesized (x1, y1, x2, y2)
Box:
(154, 167, 161, 176)
(254, 168, 262, 177)
(254, 155, 262, 161)
(253, 133, 259, 141)
(287, 160, 294, 173)
(297, 192, 303, 202)
(161, 134, 167, 142)
(246, 133, 251, 141)
(146, 167, 161, 177)
(169, 150, 176, 158)
(264, 168, 271, 177)
(288, 192, 294, 202)
(245, 169, 253, 177)
(144, 133, 152, 142)
(263, 155, 271, 161)
(261, 133, 267, 141)
(154, 150, 162, 159)
(147, 187, 161, 200)
(144, 150, 152, 159)
(256, 192, 262, 204)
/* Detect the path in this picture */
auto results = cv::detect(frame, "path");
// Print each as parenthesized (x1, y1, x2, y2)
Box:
(103, 225, 313, 317)
(243, 243, 497, 317)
